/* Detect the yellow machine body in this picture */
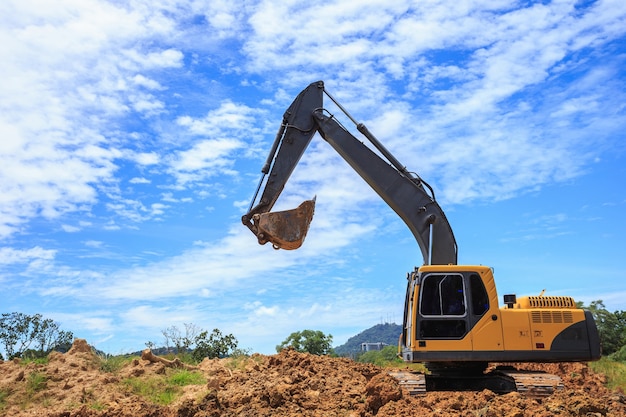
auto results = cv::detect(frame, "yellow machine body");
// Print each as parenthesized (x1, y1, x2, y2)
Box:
(400, 265, 600, 364)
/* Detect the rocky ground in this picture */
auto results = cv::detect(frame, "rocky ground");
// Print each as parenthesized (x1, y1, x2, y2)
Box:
(0, 339, 625, 416)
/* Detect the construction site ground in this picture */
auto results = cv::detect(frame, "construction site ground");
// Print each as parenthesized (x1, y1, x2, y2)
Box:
(1, 339, 625, 417)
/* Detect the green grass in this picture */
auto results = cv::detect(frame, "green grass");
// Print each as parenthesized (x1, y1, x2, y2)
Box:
(124, 377, 178, 405)
(167, 369, 206, 386)
(99, 354, 134, 373)
(0, 389, 8, 411)
(123, 369, 206, 405)
(224, 351, 259, 371)
(20, 356, 49, 366)
(590, 357, 626, 391)
(26, 372, 47, 397)
(90, 401, 107, 411)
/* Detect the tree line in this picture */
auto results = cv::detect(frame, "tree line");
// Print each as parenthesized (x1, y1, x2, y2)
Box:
(2, 300, 625, 361)
(0, 312, 73, 360)
(579, 300, 626, 357)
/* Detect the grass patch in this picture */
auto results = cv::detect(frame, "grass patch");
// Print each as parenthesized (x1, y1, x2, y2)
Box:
(0, 389, 8, 411)
(590, 357, 626, 391)
(99, 354, 134, 373)
(124, 377, 178, 405)
(168, 369, 206, 386)
(124, 369, 206, 405)
(20, 356, 49, 366)
(224, 351, 258, 371)
(90, 401, 107, 411)
(26, 372, 47, 396)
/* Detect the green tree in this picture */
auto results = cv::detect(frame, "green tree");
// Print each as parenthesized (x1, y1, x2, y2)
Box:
(0, 312, 74, 359)
(357, 345, 401, 366)
(612, 344, 626, 362)
(580, 300, 626, 355)
(276, 330, 333, 355)
(192, 328, 238, 361)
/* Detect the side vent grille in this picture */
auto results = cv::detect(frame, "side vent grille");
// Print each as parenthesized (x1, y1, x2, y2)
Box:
(531, 310, 575, 324)
(563, 311, 573, 323)
(532, 311, 541, 323)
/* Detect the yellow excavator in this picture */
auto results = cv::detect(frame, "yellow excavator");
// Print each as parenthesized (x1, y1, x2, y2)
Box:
(242, 81, 600, 396)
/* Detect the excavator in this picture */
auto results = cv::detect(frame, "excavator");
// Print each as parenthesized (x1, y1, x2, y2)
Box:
(242, 81, 601, 396)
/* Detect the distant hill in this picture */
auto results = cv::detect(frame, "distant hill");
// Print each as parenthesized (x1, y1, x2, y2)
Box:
(333, 323, 402, 356)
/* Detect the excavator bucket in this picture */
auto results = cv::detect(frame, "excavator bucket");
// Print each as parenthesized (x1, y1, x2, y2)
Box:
(252, 199, 316, 250)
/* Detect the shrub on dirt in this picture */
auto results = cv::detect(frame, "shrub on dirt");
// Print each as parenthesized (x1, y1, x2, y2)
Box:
(611, 344, 626, 363)
(192, 328, 238, 361)
(276, 329, 333, 355)
(153, 324, 239, 361)
(357, 345, 402, 366)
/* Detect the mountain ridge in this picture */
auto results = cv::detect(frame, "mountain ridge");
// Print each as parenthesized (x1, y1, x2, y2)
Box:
(333, 322, 401, 356)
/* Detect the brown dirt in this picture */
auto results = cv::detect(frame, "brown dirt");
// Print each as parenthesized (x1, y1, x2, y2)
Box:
(1, 339, 625, 416)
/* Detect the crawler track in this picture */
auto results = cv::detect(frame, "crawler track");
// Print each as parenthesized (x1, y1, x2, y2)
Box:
(388, 368, 564, 398)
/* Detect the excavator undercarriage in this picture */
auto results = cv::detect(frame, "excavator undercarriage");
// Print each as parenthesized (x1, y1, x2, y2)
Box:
(389, 367, 564, 398)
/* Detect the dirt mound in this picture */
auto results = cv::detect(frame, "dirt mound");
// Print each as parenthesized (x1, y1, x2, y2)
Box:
(1, 341, 625, 416)
(67, 339, 93, 355)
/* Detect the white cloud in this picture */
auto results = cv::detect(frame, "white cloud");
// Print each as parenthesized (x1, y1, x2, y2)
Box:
(0, 0, 190, 239)
(84, 240, 104, 248)
(172, 139, 242, 173)
(61, 224, 81, 233)
(168, 100, 266, 185)
(129, 177, 151, 184)
(0, 246, 56, 265)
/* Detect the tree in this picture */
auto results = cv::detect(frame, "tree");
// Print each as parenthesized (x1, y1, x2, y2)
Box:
(580, 300, 626, 355)
(192, 328, 238, 361)
(161, 323, 200, 354)
(357, 345, 401, 366)
(276, 330, 333, 355)
(0, 312, 74, 359)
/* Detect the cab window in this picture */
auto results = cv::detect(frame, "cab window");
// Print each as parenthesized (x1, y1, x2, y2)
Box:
(469, 273, 489, 316)
(419, 274, 466, 316)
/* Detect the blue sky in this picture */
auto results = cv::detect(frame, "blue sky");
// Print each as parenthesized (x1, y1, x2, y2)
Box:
(1, 0, 625, 356)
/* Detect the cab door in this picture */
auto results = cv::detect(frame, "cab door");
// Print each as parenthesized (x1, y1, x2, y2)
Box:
(467, 272, 504, 351)
(416, 273, 473, 351)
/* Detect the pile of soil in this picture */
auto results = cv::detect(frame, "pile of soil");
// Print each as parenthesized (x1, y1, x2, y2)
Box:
(0, 339, 624, 416)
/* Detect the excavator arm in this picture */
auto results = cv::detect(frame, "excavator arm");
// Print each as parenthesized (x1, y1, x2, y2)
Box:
(242, 81, 457, 265)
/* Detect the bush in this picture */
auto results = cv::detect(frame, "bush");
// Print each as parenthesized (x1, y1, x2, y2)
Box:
(192, 329, 238, 361)
(276, 330, 333, 355)
(152, 324, 240, 362)
(611, 345, 626, 363)
(356, 345, 401, 366)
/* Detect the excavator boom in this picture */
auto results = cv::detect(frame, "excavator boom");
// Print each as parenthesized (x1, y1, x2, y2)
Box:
(242, 81, 457, 264)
